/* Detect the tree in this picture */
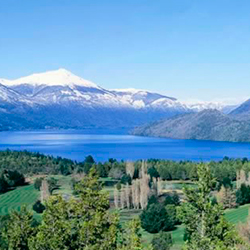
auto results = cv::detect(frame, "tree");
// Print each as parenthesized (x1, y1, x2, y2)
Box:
(0, 177, 8, 193)
(0, 215, 10, 249)
(83, 155, 95, 174)
(47, 177, 59, 195)
(147, 167, 159, 179)
(151, 231, 173, 250)
(34, 178, 43, 191)
(119, 219, 148, 250)
(2, 206, 36, 250)
(140, 203, 175, 233)
(177, 164, 242, 250)
(165, 192, 180, 206)
(166, 204, 178, 226)
(121, 174, 132, 185)
(147, 195, 159, 206)
(4, 170, 25, 187)
(236, 184, 250, 205)
(84, 155, 95, 164)
(32, 200, 46, 214)
(217, 186, 237, 209)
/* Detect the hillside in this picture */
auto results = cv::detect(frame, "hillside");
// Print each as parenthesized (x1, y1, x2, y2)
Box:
(230, 99, 250, 121)
(132, 109, 250, 142)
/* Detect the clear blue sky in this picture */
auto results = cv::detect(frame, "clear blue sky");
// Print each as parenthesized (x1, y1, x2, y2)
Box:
(1, 0, 250, 102)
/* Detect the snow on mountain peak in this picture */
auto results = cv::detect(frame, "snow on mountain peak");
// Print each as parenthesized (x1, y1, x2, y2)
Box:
(2, 69, 100, 88)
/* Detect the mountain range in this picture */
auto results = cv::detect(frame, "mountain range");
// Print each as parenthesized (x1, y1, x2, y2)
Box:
(0, 68, 248, 138)
(132, 102, 250, 142)
(0, 68, 237, 131)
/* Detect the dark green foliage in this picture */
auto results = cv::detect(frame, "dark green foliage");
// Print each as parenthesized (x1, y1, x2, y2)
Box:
(81, 155, 96, 174)
(2, 206, 37, 250)
(84, 155, 95, 164)
(95, 163, 108, 177)
(108, 158, 117, 164)
(0, 170, 25, 193)
(140, 203, 175, 233)
(211, 196, 218, 205)
(47, 177, 59, 195)
(0, 150, 77, 175)
(164, 192, 180, 206)
(147, 166, 160, 179)
(121, 174, 132, 185)
(165, 204, 178, 226)
(236, 183, 250, 205)
(0, 215, 10, 249)
(33, 178, 43, 191)
(148, 195, 159, 206)
(151, 231, 173, 250)
(0, 177, 8, 193)
(3, 170, 25, 187)
(33, 200, 46, 214)
(216, 176, 233, 191)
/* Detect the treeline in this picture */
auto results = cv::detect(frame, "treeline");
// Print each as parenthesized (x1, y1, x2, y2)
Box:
(1, 150, 250, 186)
(0, 169, 25, 193)
(0, 150, 78, 175)
(89, 157, 250, 187)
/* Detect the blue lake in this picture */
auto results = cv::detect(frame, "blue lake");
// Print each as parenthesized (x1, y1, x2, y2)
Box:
(0, 129, 249, 162)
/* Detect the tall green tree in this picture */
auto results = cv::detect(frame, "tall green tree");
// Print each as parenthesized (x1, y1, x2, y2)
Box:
(178, 164, 242, 250)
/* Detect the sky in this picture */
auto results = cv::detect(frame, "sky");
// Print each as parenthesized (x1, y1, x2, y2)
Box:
(1, 0, 250, 102)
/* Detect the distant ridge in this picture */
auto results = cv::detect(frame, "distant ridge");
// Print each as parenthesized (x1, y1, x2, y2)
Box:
(230, 99, 250, 120)
(132, 109, 250, 142)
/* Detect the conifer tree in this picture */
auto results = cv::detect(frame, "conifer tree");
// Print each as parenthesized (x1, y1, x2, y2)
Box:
(3, 206, 36, 250)
(178, 164, 242, 250)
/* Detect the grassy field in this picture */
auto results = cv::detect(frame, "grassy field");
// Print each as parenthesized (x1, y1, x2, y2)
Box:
(0, 184, 39, 216)
(52, 175, 73, 196)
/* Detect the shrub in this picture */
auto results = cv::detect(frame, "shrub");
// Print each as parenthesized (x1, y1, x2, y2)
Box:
(33, 200, 46, 214)
(164, 192, 180, 206)
(140, 203, 175, 233)
(151, 231, 173, 250)
(34, 177, 43, 191)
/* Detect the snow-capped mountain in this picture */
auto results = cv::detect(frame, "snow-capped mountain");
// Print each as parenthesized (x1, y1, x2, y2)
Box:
(1, 69, 187, 110)
(0, 69, 243, 130)
(183, 101, 239, 114)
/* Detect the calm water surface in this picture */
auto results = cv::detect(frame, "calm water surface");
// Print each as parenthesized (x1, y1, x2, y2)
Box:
(0, 129, 249, 162)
